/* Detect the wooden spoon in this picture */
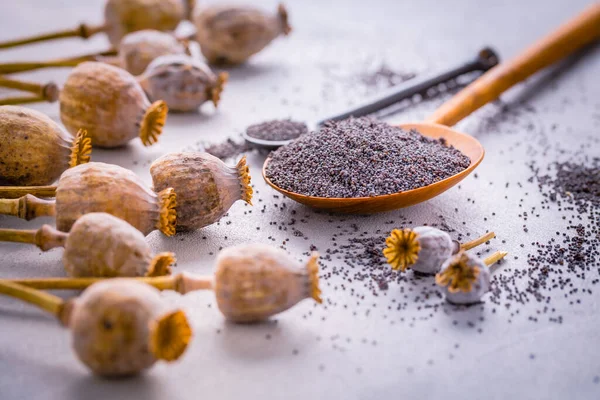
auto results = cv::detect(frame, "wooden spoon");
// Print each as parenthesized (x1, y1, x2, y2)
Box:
(262, 3, 600, 214)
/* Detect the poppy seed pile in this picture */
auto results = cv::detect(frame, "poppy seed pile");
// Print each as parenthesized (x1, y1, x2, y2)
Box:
(265, 117, 471, 198)
(246, 119, 308, 141)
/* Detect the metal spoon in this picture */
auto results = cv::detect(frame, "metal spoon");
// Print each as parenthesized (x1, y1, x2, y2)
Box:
(262, 3, 600, 213)
(243, 47, 500, 150)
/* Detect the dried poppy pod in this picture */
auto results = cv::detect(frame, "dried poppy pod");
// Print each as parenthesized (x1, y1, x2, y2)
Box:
(383, 227, 496, 274)
(0, 213, 175, 277)
(150, 152, 252, 230)
(0, 106, 91, 185)
(0, 162, 177, 237)
(15, 244, 323, 323)
(139, 54, 229, 112)
(194, 3, 292, 65)
(212, 243, 322, 322)
(0, 280, 192, 377)
(0, 0, 195, 50)
(60, 62, 168, 148)
(436, 250, 508, 304)
(117, 30, 190, 76)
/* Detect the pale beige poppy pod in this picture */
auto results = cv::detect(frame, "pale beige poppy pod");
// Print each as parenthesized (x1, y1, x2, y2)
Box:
(59, 62, 168, 148)
(0, 106, 91, 186)
(65, 279, 192, 377)
(150, 152, 252, 230)
(213, 243, 322, 322)
(104, 0, 194, 47)
(55, 162, 176, 236)
(193, 3, 291, 65)
(139, 54, 228, 112)
(61, 212, 175, 277)
(118, 30, 188, 76)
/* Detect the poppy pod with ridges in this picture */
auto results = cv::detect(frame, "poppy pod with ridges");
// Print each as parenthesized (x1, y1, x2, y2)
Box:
(0, 212, 175, 278)
(65, 280, 191, 376)
(55, 162, 177, 236)
(59, 62, 168, 148)
(118, 30, 188, 76)
(213, 243, 322, 322)
(139, 54, 228, 112)
(150, 152, 252, 231)
(0, 106, 91, 186)
(194, 3, 292, 65)
(103, 0, 192, 47)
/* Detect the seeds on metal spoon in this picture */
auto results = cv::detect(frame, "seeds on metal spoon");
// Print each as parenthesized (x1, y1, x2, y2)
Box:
(0, 106, 91, 186)
(436, 250, 508, 304)
(150, 152, 252, 230)
(0, 280, 192, 377)
(0, 162, 177, 237)
(0, 0, 194, 50)
(139, 54, 228, 112)
(265, 117, 471, 198)
(59, 62, 168, 148)
(246, 119, 308, 141)
(383, 226, 496, 274)
(0, 212, 175, 277)
(13, 243, 323, 323)
(194, 3, 291, 65)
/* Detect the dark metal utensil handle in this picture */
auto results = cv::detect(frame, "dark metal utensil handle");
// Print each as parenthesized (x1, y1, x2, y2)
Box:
(317, 47, 500, 126)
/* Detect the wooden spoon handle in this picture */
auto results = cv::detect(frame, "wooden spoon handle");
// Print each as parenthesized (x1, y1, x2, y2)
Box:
(428, 3, 600, 126)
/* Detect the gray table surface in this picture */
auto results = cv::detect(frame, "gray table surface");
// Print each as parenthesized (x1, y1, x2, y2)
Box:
(1, 0, 599, 399)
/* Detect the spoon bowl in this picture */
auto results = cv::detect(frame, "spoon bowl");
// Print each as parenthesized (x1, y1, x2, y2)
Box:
(262, 3, 600, 214)
(263, 122, 484, 213)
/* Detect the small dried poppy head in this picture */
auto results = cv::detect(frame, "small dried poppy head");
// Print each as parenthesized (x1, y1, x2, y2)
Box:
(383, 228, 421, 271)
(435, 251, 481, 293)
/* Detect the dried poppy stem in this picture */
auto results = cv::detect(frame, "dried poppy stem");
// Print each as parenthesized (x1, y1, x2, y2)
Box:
(460, 231, 496, 251)
(0, 23, 107, 50)
(0, 194, 56, 220)
(0, 225, 67, 251)
(483, 250, 508, 266)
(0, 280, 66, 321)
(11, 273, 212, 292)
(0, 186, 57, 199)
(0, 76, 59, 104)
(0, 50, 119, 74)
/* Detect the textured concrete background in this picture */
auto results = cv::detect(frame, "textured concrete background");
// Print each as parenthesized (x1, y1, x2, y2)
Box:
(0, 0, 599, 399)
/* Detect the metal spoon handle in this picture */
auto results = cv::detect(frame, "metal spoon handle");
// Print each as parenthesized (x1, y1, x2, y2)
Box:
(317, 47, 499, 126)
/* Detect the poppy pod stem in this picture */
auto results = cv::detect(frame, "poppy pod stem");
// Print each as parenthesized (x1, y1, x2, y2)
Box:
(0, 23, 106, 50)
(483, 251, 508, 267)
(460, 231, 496, 251)
(10, 272, 214, 293)
(0, 186, 57, 199)
(0, 76, 59, 105)
(0, 280, 67, 321)
(0, 194, 56, 220)
(0, 49, 119, 74)
(0, 225, 66, 251)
